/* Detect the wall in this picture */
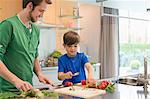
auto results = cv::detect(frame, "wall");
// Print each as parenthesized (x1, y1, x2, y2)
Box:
(0, 0, 22, 21)
(79, 4, 101, 62)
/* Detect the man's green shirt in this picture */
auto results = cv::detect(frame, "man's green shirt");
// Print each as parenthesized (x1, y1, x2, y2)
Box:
(0, 16, 40, 92)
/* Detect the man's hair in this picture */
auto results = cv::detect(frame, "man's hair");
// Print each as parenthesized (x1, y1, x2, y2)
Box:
(23, 0, 52, 9)
(63, 31, 80, 45)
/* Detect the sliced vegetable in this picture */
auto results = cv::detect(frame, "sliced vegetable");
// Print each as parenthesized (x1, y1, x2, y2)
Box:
(20, 89, 44, 98)
(105, 83, 115, 93)
(42, 90, 59, 97)
(0, 92, 18, 99)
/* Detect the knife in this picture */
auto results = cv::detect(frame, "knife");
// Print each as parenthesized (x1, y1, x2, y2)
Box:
(72, 72, 80, 77)
(53, 84, 64, 89)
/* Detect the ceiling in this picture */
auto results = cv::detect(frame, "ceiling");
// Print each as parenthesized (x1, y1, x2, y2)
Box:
(103, 0, 148, 12)
(76, 0, 149, 13)
(66, 0, 150, 13)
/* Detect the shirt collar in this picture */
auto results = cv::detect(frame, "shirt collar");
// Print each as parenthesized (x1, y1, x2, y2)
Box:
(17, 14, 32, 29)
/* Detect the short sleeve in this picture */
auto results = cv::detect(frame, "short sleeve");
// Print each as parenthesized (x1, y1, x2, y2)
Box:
(58, 58, 65, 72)
(0, 21, 13, 61)
(82, 53, 89, 65)
(33, 24, 40, 58)
(35, 41, 39, 58)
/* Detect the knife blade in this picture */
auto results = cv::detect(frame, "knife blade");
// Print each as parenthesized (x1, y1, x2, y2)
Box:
(73, 72, 80, 77)
(53, 84, 64, 89)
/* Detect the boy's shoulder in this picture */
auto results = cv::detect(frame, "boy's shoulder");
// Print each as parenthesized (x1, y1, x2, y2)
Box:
(77, 52, 86, 57)
(58, 54, 67, 59)
(58, 52, 86, 59)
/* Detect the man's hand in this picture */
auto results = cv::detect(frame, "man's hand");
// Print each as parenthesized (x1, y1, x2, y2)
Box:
(38, 73, 54, 86)
(14, 80, 33, 92)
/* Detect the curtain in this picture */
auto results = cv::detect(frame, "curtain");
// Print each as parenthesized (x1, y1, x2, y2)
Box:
(100, 7, 119, 78)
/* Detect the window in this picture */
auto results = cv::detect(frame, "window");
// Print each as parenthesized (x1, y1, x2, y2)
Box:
(102, 0, 150, 76)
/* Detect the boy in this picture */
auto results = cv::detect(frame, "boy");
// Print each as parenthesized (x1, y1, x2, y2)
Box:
(58, 31, 94, 85)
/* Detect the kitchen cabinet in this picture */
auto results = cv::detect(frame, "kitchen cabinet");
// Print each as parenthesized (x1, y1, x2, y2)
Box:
(56, 0, 82, 52)
(58, 0, 81, 31)
(33, 63, 100, 87)
(0, 8, 2, 20)
(58, 15, 82, 31)
(85, 63, 101, 79)
(0, 0, 57, 24)
(0, 0, 22, 21)
(43, 0, 56, 24)
(32, 67, 62, 88)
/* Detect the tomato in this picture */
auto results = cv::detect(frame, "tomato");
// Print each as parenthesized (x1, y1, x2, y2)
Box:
(81, 80, 86, 85)
(97, 80, 109, 90)
(65, 82, 73, 87)
(101, 81, 109, 86)
(98, 84, 107, 90)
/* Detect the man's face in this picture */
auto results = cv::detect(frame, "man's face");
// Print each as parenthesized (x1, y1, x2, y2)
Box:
(29, 1, 48, 22)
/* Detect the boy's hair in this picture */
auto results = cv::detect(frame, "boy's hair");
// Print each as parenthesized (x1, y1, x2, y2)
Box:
(63, 31, 80, 45)
(23, 0, 52, 9)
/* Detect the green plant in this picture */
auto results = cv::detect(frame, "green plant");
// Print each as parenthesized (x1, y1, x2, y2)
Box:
(129, 60, 141, 70)
(50, 50, 62, 58)
(45, 50, 62, 67)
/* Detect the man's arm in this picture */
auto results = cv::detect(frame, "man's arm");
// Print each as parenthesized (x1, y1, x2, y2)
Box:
(33, 57, 42, 76)
(33, 57, 54, 85)
(0, 60, 33, 91)
(0, 21, 33, 91)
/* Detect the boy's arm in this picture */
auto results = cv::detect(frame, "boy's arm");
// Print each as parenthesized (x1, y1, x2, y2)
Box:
(58, 58, 73, 80)
(85, 62, 94, 80)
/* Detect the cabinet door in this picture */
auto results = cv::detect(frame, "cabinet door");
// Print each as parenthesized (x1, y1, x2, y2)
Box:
(43, 0, 56, 24)
(93, 64, 100, 79)
(85, 63, 100, 80)
(0, 0, 22, 21)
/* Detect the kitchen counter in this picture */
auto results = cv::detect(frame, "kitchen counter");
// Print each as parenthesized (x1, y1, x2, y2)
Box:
(56, 83, 150, 99)
(0, 83, 149, 99)
(93, 84, 150, 99)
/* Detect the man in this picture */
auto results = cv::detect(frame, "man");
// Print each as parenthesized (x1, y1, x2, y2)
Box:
(0, 0, 53, 92)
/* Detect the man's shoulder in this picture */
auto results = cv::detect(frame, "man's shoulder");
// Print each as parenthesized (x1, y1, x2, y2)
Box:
(0, 17, 16, 28)
(0, 16, 18, 27)
(5, 16, 18, 22)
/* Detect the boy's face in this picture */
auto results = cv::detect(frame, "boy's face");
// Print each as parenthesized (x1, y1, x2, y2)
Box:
(64, 44, 78, 57)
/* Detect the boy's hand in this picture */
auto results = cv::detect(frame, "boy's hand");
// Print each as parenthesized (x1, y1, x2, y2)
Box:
(65, 71, 73, 79)
(87, 79, 96, 88)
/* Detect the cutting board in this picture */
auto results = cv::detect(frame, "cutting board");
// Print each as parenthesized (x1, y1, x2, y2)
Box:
(53, 86, 106, 98)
